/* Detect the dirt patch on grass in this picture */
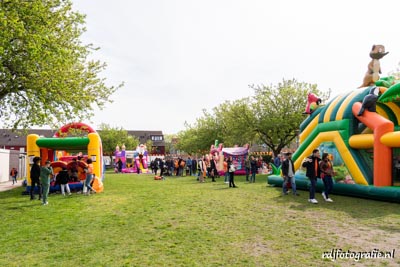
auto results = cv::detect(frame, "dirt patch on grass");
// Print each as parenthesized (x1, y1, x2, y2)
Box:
(240, 237, 274, 257)
(307, 211, 400, 267)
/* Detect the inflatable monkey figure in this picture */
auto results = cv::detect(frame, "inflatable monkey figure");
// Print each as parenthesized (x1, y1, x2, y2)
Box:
(360, 45, 389, 88)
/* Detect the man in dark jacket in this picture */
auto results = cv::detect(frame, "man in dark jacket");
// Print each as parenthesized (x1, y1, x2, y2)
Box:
(30, 157, 42, 200)
(302, 149, 321, 204)
(281, 152, 299, 196)
(159, 158, 165, 177)
(209, 156, 218, 182)
(250, 156, 258, 183)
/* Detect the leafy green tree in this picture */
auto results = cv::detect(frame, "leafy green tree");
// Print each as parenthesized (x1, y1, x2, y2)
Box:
(249, 78, 330, 156)
(177, 79, 329, 157)
(0, 0, 122, 129)
(212, 99, 257, 147)
(98, 124, 139, 156)
(176, 126, 203, 155)
(176, 110, 224, 155)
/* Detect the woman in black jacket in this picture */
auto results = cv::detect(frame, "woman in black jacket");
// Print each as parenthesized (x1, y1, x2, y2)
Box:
(30, 157, 42, 200)
(227, 156, 237, 188)
(301, 149, 321, 204)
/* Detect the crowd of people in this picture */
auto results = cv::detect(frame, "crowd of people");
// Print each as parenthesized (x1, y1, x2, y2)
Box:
(301, 149, 335, 203)
(278, 148, 335, 204)
(29, 156, 98, 206)
(149, 155, 275, 178)
(147, 155, 276, 189)
(25, 148, 336, 205)
(149, 157, 191, 177)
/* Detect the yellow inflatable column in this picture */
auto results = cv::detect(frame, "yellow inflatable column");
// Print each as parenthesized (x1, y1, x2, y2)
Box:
(87, 133, 103, 179)
(26, 134, 40, 185)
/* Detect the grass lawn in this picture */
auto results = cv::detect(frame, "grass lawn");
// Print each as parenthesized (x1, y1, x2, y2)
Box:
(0, 172, 399, 267)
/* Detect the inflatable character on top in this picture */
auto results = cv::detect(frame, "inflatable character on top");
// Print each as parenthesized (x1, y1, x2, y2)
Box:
(357, 86, 380, 116)
(360, 44, 389, 88)
(303, 92, 322, 114)
(210, 141, 223, 162)
(135, 144, 149, 170)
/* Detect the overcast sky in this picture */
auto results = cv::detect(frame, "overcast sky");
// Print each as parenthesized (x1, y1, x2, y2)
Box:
(72, 0, 400, 134)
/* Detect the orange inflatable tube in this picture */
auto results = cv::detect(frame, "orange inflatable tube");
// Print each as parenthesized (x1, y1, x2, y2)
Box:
(50, 161, 68, 175)
(352, 102, 393, 186)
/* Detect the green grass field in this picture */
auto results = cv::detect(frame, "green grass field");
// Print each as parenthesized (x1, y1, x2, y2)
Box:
(1, 172, 399, 267)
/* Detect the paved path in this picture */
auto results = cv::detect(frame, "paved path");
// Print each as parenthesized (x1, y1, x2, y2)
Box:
(0, 180, 23, 192)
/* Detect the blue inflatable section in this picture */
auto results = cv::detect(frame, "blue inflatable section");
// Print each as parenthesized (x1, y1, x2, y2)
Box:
(26, 182, 83, 193)
(268, 173, 400, 203)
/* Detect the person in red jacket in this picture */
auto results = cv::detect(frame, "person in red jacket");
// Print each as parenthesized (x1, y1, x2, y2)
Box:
(10, 167, 18, 185)
(319, 153, 334, 202)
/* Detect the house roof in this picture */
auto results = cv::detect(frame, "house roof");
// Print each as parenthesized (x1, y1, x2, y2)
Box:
(0, 129, 165, 148)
